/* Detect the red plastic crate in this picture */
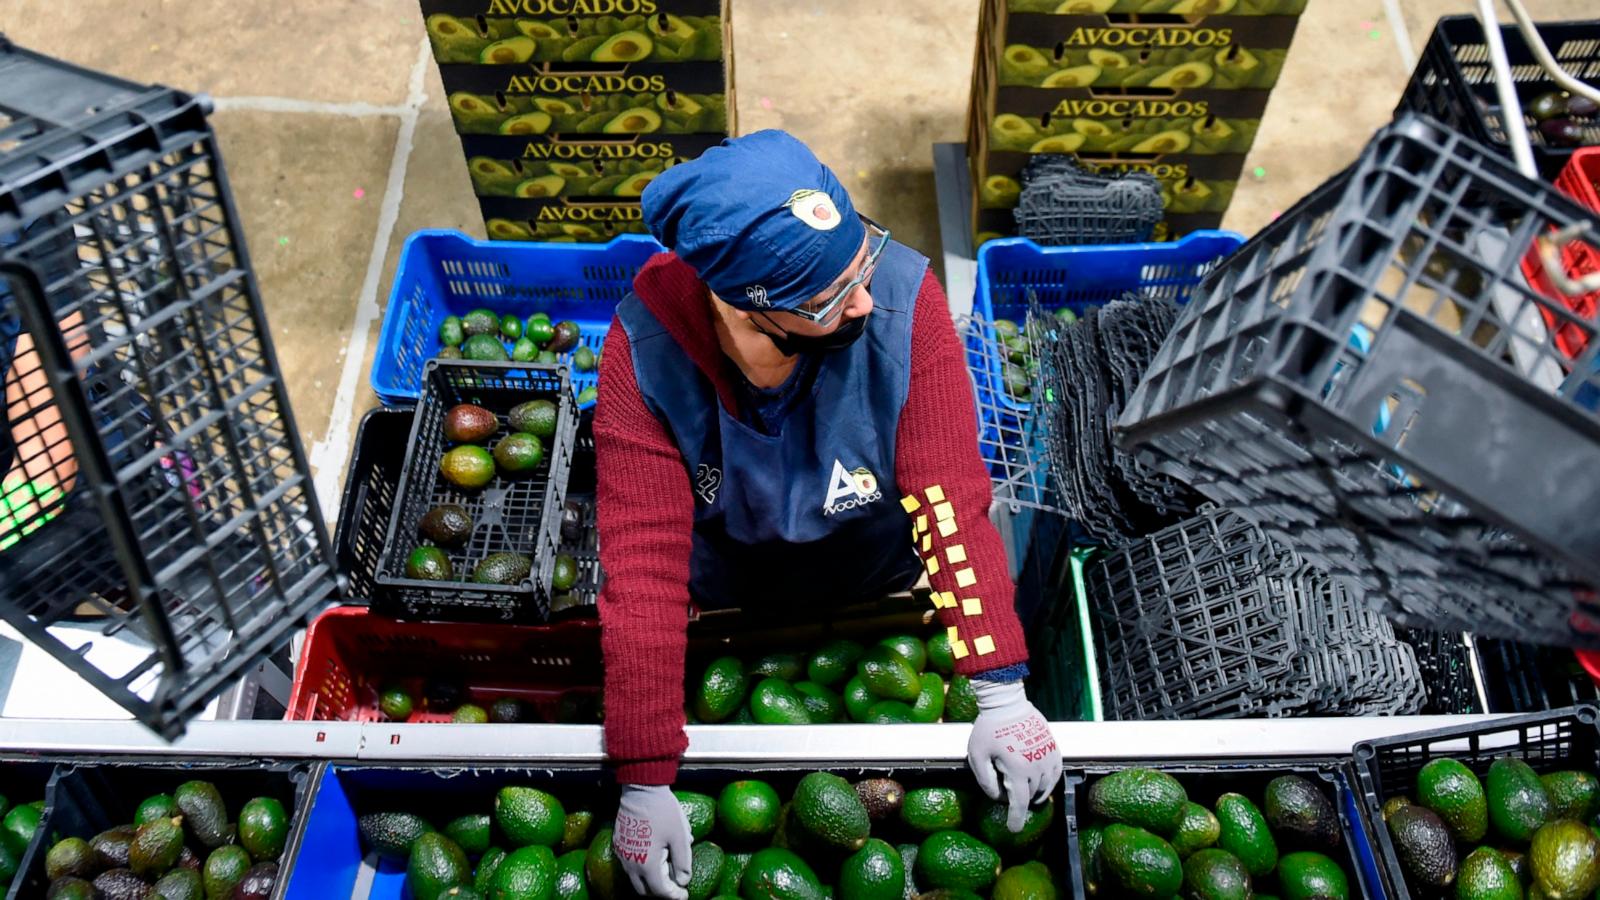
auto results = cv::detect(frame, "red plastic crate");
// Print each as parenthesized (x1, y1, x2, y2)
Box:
(1522, 147, 1600, 359)
(286, 606, 600, 722)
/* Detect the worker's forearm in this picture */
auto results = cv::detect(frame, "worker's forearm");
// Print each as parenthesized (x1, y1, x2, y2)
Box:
(894, 271, 1028, 675)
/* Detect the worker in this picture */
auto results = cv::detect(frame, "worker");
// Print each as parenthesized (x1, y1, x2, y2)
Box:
(595, 130, 1061, 899)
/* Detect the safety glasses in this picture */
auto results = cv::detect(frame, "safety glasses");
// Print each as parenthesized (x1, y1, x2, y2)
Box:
(783, 216, 890, 326)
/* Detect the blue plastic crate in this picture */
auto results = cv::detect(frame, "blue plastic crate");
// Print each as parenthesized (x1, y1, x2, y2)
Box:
(372, 230, 665, 407)
(971, 230, 1246, 414)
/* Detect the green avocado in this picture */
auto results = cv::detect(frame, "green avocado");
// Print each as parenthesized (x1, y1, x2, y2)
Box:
(901, 789, 966, 835)
(408, 832, 471, 900)
(496, 786, 566, 848)
(359, 812, 431, 859)
(695, 656, 748, 723)
(856, 646, 921, 703)
(1530, 819, 1600, 900)
(493, 845, 557, 900)
(993, 862, 1055, 900)
(1182, 848, 1251, 900)
(742, 847, 824, 900)
(239, 796, 289, 861)
(750, 678, 811, 725)
(793, 772, 870, 852)
(472, 552, 532, 585)
(1088, 769, 1188, 835)
(1418, 759, 1489, 843)
(1277, 851, 1348, 900)
(1457, 847, 1522, 900)
(807, 639, 865, 687)
(1170, 802, 1221, 857)
(915, 831, 1001, 893)
(1489, 758, 1552, 843)
(1100, 824, 1182, 899)
(1214, 793, 1277, 877)
(1543, 772, 1600, 822)
(841, 839, 905, 900)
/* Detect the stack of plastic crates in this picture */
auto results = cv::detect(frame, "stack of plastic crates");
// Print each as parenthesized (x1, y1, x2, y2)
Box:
(1117, 113, 1600, 648)
(1012, 156, 1166, 246)
(0, 39, 335, 734)
(1084, 506, 1428, 720)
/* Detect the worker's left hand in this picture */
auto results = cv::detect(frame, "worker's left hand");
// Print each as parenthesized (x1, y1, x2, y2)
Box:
(966, 679, 1062, 832)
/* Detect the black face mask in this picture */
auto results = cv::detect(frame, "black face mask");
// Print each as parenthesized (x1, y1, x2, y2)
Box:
(757, 313, 869, 356)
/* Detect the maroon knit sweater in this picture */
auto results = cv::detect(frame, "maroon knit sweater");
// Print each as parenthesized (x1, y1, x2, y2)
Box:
(595, 252, 1029, 784)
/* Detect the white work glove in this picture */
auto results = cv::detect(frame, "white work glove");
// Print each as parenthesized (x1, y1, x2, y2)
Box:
(966, 679, 1063, 832)
(615, 784, 693, 900)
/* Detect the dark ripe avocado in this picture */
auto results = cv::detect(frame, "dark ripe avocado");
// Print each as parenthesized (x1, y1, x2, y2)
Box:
(153, 867, 203, 899)
(92, 825, 137, 869)
(560, 501, 585, 542)
(204, 845, 252, 899)
(129, 816, 185, 878)
(420, 504, 474, 548)
(443, 404, 498, 443)
(549, 320, 582, 353)
(462, 334, 511, 361)
(175, 845, 201, 871)
(855, 779, 906, 822)
(472, 552, 533, 585)
(1530, 92, 1569, 123)
(46, 836, 98, 880)
(439, 445, 496, 489)
(493, 433, 545, 474)
(490, 697, 528, 723)
(232, 861, 279, 899)
(92, 869, 154, 900)
(406, 546, 454, 581)
(359, 811, 432, 859)
(509, 399, 559, 439)
(462, 309, 500, 337)
(1181, 848, 1251, 900)
(1387, 804, 1457, 890)
(44, 877, 97, 900)
(238, 797, 288, 861)
(1264, 774, 1343, 850)
(426, 678, 468, 711)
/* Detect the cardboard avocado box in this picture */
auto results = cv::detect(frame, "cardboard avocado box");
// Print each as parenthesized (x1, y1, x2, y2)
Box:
(1008, 0, 1306, 17)
(424, 0, 727, 64)
(984, 90, 1267, 157)
(457, 132, 722, 199)
(992, 12, 1299, 90)
(478, 194, 650, 242)
(441, 60, 731, 135)
(974, 150, 1247, 213)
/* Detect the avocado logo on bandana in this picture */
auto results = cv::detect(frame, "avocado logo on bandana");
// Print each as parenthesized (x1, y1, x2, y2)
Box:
(822, 459, 882, 516)
(784, 189, 842, 231)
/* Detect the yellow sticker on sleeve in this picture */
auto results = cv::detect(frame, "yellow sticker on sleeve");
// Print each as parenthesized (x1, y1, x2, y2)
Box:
(925, 485, 945, 503)
(937, 519, 958, 538)
(933, 502, 955, 522)
(900, 495, 921, 514)
(973, 635, 996, 656)
(962, 597, 983, 616)
(916, 514, 928, 534)
(920, 533, 932, 553)
(954, 568, 977, 588)
(951, 639, 969, 660)
(926, 556, 940, 576)
(946, 544, 967, 564)
(947, 625, 960, 642)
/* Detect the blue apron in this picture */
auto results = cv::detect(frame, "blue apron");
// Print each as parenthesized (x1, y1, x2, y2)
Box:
(618, 241, 929, 610)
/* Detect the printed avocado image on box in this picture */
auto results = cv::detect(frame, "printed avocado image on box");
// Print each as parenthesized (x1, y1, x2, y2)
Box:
(444, 62, 729, 135)
(1008, 0, 1307, 15)
(988, 102, 1262, 156)
(996, 16, 1296, 90)
(425, 0, 726, 64)
(459, 133, 721, 199)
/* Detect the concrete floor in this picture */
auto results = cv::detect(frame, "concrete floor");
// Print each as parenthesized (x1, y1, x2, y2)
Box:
(3, 0, 1596, 518)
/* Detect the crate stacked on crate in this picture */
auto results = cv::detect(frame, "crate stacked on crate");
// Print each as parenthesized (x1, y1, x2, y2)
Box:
(1116, 113, 1600, 649)
(1398, 16, 1600, 180)
(0, 39, 336, 736)
(425, 0, 735, 243)
(965, 0, 1305, 246)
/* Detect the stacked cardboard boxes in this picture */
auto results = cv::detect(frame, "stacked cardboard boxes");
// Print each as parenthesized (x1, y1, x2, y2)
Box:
(424, 0, 735, 242)
(966, 0, 1303, 244)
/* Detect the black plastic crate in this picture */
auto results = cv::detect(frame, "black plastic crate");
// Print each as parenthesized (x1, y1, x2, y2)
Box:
(1398, 16, 1600, 179)
(1394, 627, 1485, 715)
(1350, 705, 1600, 900)
(8, 758, 316, 900)
(1065, 761, 1384, 900)
(336, 407, 413, 604)
(376, 360, 576, 622)
(0, 40, 335, 736)
(1476, 637, 1600, 712)
(1116, 113, 1600, 647)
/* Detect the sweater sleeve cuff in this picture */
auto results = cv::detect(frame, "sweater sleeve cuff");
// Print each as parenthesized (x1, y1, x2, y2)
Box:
(972, 662, 1030, 683)
(614, 757, 681, 786)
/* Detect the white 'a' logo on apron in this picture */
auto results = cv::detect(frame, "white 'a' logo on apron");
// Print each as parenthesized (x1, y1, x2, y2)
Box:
(822, 459, 882, 516)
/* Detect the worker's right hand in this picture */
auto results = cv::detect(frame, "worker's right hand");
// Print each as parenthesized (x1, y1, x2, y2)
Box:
(615, 784, 692, 900)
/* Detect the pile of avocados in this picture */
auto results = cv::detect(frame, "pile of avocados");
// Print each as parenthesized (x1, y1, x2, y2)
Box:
(427, 12, 724, 65)
(984, 314, 1077, 403)
(37, 781, 287, 899)
(449, 89, 727, 136)
(1078, 769, 1353, 900)
(368, 770, 1060, 900)
(371, 676, 599, 726)
(997, 44, 1288, 91)
(988, 113, 1259, 156)
(1381, 755, 1600, 900)
(0, 794, 44, 890)
(1526, 91, 1599, 149)
(438, 307, 597, 381)
(690, 631, 979, 726)
(468, 155, 673, 201)
(1007, 0, 1307, 14)
(406, 397, 580, 587)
